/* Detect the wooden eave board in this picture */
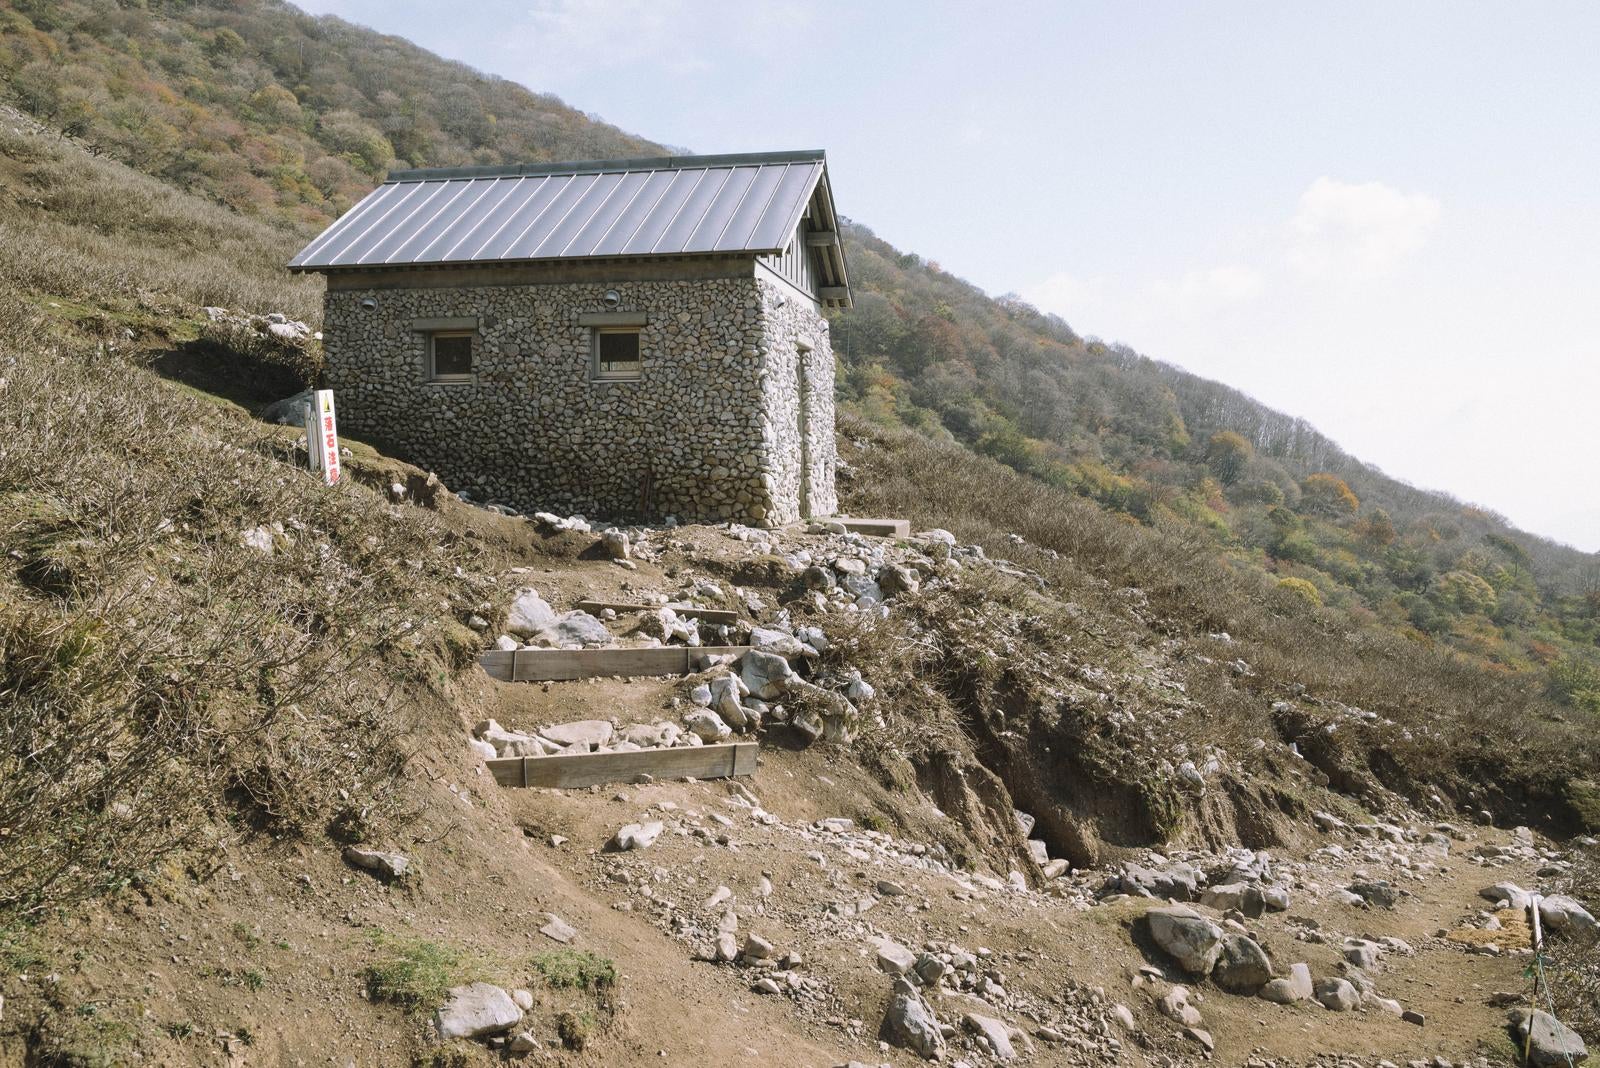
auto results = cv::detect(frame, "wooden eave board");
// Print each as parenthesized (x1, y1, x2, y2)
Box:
(487, 741, 757, 789)
(479, 645, 750, 682)
(572, 600, 740, 625)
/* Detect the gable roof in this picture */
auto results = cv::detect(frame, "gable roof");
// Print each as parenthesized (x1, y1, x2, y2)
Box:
(288, 149, 849, 305)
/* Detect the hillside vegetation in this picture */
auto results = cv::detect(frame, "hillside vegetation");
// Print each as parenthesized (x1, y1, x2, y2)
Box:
(1, 8, 1599, 1067)
(4, 0, 1594, 714)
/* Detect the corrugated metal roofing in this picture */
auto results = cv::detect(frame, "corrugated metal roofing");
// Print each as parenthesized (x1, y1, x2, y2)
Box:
(289, 150, 836, 272)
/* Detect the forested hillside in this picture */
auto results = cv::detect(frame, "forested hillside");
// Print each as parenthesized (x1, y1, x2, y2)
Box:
(2, 0, 1595, 713)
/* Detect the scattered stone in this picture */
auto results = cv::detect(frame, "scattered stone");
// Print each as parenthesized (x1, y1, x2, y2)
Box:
(1342, 938, 1384, 971)
(599, 528, 630, 560)
(540, 719, 614, 750)
(1259, 962, 1314, 1004)
(508, 1031, 538, 1053)
(1479, 881, 1533, 911)
(1509, 1008, 1588, 1067)
(609, 821, 664, 851)
(874, 938, 918, 976)
(1349, 880, 1399, 909)
(1212, 934, 1274, 994)
(1538, 895, 1597, 935)
(1146, 905, 1226, 975)
(1402, 1009, 1425, 1026)
(434, 983, 522, 1039)
(539, 914, 577, 944)
(1184, 1027, 1216, 1053)
(743, 934, 774, 960)
(511, 989, 534, 1011)
(683, 709, 732, 743)
(1314, 978, 1360, 1012)
(341, 846, 410, 880)
(1159, 986, 1204, 1028)
(963, 1014, 1017, 1061)
(883, 982, 945, 1059)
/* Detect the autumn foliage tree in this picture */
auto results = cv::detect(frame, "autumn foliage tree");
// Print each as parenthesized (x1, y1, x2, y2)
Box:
(1204, 430, 1253, 485)
(1298, 473, 1360, 518)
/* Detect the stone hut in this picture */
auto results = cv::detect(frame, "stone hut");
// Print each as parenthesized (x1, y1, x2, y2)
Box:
(289, 150, 851, 525)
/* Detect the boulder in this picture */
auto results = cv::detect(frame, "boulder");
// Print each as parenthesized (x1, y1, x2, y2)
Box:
(1313, 978, 1359, 1011)
(1349, 880, 1399, 908)
(540, 720, 613, 751)
(963, 1013, 1018, 1061)
(1212, 934, 1275, 994)
(539, 914, 577, 944)
(1342, 938, 1384, 971)
(434, 983, 521, 1039)
(683, 709, 732, 743)
(609, 821, 664, 851)
(1480, 881, 1534, 911)
(1259, 962, 1313, 1004)
(739, 649, 794, 700)
(506, 589, 558, 637)
(1538, 894, 1598, 936)
(1146, 906, 1225, 975)
(539, 610, 611, 648)
(1116, 861, 1201, 901)
(598, 528, 630, 560)
(749, 627, 813, 659)
(261, 389, 313, 426)
(708, 675, 749, 730)
(874, 938, 918, 976)
(878, 564, 921, 597)
(1159, 985, 1204, 1027)
(342, 846, 410, 880)
(883, 982, 945, 1059)
(801, 564, 836, 591)
(1509, 1008, 1589, 1067)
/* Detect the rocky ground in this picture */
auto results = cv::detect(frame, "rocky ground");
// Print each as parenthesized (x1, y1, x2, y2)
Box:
(2, 475, 1592, 1068)
(428, 505, 1596, 1067)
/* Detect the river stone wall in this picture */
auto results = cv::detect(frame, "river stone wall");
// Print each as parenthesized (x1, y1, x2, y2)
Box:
(321, 274, 835, 525)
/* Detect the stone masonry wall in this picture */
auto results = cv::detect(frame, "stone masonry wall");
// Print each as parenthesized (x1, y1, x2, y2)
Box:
(321, 274, 834, 524)
(756, 276, 838, 524)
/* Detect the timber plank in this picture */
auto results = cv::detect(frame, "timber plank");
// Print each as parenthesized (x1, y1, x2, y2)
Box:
(834, 516, 911, 538)
(479, 645, 749, 682)
(573, 600, 740, 625)
(487, 741, 757, 789)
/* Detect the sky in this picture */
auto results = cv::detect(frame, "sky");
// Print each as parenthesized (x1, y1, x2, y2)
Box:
(296, 0, 1600, 552)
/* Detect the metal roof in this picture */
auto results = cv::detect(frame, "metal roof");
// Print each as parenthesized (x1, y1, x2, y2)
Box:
(288, 150, 849, 303)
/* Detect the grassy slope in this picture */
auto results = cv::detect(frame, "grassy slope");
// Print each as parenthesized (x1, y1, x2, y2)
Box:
(4, 0, 1594, 707)
(0, 101, 1597, 1064)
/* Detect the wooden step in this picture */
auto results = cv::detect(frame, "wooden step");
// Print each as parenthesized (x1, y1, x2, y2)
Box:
(480, 645, 749, 682)
(487, 741, 757, 789)
(834, 516, 911, 538)
(572, 599, 739, 625)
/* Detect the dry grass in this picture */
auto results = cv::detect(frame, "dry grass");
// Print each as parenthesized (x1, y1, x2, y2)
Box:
(1546, 847, 1600, 1043)
(0, 292, 489, 919)
(0, 119, 320, 324)
(837, 413, 1600, 835)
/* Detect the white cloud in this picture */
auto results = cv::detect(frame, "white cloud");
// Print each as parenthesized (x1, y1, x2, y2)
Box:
(1287, 177, 1441, 280)
(1018, 272, 1107, 324)
(1155, 264, 1263, 316)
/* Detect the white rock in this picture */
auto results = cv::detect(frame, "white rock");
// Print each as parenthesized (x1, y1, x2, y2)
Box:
(434, 983, 521, 1039)
(610, 821, 664, 851)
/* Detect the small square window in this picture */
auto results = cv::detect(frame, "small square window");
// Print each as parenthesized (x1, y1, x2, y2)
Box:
(593, 327, 641, 381)
(429, 331, 474, 382)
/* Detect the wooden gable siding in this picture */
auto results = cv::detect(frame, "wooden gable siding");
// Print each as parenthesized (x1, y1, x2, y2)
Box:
(758, 216, 818, 302)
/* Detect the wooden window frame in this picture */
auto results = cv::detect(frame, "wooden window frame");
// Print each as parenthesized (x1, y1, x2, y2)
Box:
(591, 326, 642, 382)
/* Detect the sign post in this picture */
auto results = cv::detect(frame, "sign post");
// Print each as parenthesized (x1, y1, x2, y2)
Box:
(305, 389, 341, 485)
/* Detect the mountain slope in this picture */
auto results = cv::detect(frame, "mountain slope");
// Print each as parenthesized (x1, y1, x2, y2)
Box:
(2, 12, 1599, 1068)
(3, 0, 1596, 707)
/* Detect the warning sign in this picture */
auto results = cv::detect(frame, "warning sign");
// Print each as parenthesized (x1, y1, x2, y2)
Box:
(305, 389, 341, 485)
